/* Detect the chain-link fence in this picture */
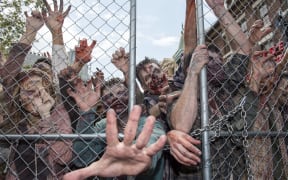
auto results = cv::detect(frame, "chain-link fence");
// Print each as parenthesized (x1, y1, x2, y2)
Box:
(0, 0, 288, 179)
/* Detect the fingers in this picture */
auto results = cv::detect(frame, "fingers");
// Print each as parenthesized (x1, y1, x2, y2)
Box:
(43, 0, 52, 12)
(59, 0, 63, 12)
(135, 116, 155, 149)
(106, 109, 120, 146)
(145, 135, 167, 156)
(63, 5, 72, 18)
(170, 144, 201, 166)
(123, 105, 142, 146)
(53, 0, 58, 11)
(90, 40, 97, 49)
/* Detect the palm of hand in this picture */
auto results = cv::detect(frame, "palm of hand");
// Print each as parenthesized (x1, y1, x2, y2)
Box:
(45, 12, 64, 32)
(26, 16, 44, 32)
(98, 143, 151, 176)
(113, 57, 128, 71)
(75, 48, 93, 63)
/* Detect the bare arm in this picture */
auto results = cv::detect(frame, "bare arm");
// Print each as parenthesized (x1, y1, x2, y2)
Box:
(0, 11, 43, 82)
(170, 45, 209, 132)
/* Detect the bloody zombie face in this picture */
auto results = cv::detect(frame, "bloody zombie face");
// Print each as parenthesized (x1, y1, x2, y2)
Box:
(139, 62, 168, 95)
(102, 83, 129, 118)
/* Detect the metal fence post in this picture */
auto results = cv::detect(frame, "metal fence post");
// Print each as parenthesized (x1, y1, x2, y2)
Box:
(128, 0, 137, 113)
(196, 0, 211, 179)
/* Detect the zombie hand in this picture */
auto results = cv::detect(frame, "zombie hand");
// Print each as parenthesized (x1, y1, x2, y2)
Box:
(187, 44, 209, 76)
(67, 77, 101, 112)
(42, 0, 71, 35)
(158, 90, 181, 114)
(75, 39, 97, 64)
(167, 130, 201, 166)
(248, 19, 272, 45)
(111, 47, 129, 74)
(24, 10, 44, 34)
(63, 106, 167, 179)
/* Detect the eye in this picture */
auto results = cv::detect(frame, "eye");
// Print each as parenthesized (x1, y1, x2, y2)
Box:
(21, 89, 36, 96)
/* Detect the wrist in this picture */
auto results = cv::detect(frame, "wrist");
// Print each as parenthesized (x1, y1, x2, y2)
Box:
(52, 30, 64, 45)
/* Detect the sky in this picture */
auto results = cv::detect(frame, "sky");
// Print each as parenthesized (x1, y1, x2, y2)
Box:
(27, 0, 217, 78)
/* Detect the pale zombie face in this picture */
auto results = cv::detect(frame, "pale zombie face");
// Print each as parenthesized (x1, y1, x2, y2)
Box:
(139, 63, 168, 95)
(19, 75, 53, 116)
(207, 51, 227, 85)
(102, 83, 129, 116)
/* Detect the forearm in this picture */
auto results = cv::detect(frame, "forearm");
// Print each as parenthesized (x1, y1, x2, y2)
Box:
(171, 72, 198, 133)
(52, 30, 64, 45)
(19, 31, 37, 45)
(0, 43, 31, 83)
(213, 6, 251, 55)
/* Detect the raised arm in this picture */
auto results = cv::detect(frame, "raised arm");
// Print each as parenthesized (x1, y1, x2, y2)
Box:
(205, 0, 271, 55)
(170, 44, 209, 132)
(42, 0, 71, 79)
(0, 10, 44, 83)
(111, 47, 129, 85)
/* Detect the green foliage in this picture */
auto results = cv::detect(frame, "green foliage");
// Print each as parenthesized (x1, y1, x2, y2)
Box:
(0, 0, 44, 57)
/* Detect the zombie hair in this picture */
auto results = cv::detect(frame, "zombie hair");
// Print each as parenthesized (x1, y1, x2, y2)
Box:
(4, 68, 55, 132)
(207, 44, 222, 55)
(101, 77, 125, 94)
(136, 57, 160, 85)
(34, 57, 52, 67)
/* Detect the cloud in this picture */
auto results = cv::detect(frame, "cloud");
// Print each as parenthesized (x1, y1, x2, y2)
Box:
(152, 36, 179, 47)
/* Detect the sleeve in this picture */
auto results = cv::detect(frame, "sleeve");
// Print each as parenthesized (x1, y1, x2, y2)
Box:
(137, 116, 166, 175)
(52, 44, 69, 85)
(0, 43, 31, 85)
(59, 76, 80, 131)
(73, 110, 105, 168)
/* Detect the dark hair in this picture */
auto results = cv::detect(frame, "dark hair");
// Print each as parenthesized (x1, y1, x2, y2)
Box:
(34, 57, 52, 67)
(207, 44, 221, 55)
(136, 57, 160, 84)
(101, 77, 125, 94)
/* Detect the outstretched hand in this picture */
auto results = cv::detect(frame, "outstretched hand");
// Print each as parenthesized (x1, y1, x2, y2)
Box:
(63, 105, 167, 180)
(24, 10, 44, 34)
(111, 47, 129, 73)
(42, 0, 71, 35)
(67, 77, 101, 112)
(75, 39, 97, 64)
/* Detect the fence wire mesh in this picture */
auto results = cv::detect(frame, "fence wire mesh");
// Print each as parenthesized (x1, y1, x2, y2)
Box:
(0, 0, 287, 179)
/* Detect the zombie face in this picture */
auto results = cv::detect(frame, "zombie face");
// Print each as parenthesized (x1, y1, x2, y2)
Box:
(139, 63, 168, 95)
(206, 51, 227, 85)
(19, 74, 53, 116)
(102, 83, 129, 117)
